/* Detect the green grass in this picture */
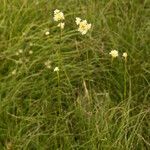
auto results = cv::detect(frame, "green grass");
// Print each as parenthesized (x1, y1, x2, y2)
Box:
(0, 0, 150, 149)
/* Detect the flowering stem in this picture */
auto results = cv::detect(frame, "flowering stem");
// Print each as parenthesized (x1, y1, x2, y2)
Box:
(124, 59, 127, 99)
(57, 71, 60, 85)
(57, 28, 63, 112)
(111, 57, 114, 67)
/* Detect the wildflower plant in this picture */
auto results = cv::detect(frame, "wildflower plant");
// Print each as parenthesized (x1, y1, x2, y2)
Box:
(122, 52, 128, 98)
(53, 9, 65, 22)
(109, 50, 118, 58)
(123, 52, 127, 58)
(1, 1, 149, 150)
(29, 50, 33, 55)
(57, 22, 65, 30)
(12, 69, 17, 75)
(44, 60, 51, 69)
(19, 49, 23, 54)
(54, 67, 59, 72)
(75, 17, 81, 25)
(75, 17, 91, 35)
(45, 31, 50, 36)
(53, 9, 65, 31)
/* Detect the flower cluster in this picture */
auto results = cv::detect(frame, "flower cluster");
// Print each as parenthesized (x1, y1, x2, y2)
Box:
(53, 10, 92, 33)
(29, 50, 33, 55)
(44, 60, 51, 69)
(53, 9, 65, 21)
(122, 52, 127, 59)
(109, 50, 128, 60)
(15, 49, 33, 56)
(15, 49, 23, 56)
(45, 31, 50, 36)
(57, 22, 65, 29)
(75, 17, 91, 35)
(53, 9, 65, 30)
(54, 67, 59, 72)
(12, 69, 17, 75)
(109, 50, 118, 58)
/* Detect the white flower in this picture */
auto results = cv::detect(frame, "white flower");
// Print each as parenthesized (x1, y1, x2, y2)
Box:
(12, 69, 16, 75)
(19, 49, 23, 54)
(53, 9, 65, 22)
(122, 52, 127, 58)
(44, 60, 51, 69)
(57, 22, 65, 29)
(54, 67, 59, 72)
(77, 19, 91, 35)
(87, 23, 92, 30)
(44, 60, 51, 66)
(29, 50, 33, 55)
(54, 9, 60, 14)
(109, 50, 118, 58)
(45, 31, 50, 35)
(75, 17, 81, 25)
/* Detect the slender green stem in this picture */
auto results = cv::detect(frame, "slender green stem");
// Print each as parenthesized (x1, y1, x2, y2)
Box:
(124, 59, 127, 99)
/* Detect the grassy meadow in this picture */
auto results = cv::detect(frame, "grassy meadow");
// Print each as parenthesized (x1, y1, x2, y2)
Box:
(0, 0, 150, 149)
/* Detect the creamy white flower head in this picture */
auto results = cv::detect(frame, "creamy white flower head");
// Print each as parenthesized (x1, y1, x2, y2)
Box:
(75, 17, 81, 25)
(78, 19, 91, 35)
(44, 60, 51, 69)
(45, 31, 50, 35)
(122, 52, 127, 58)
(19, 49, 23, 54)
(54, 9, 60, 14)
(53, 10, 64, 22)
(87, 23, 91, 30)
(12, 69, 16, 75)
(54, 67, 59, 72)
(29, 50, 33, 55)
(82, 20, 87, 24)
(109, 50, 118, 58)
(57, 22, 65, 29)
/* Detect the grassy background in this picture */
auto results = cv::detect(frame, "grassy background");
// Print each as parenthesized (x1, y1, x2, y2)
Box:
(0, 0, 150, 149)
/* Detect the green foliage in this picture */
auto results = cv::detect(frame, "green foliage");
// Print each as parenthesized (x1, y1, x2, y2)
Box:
(0, 0, 149, 149)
